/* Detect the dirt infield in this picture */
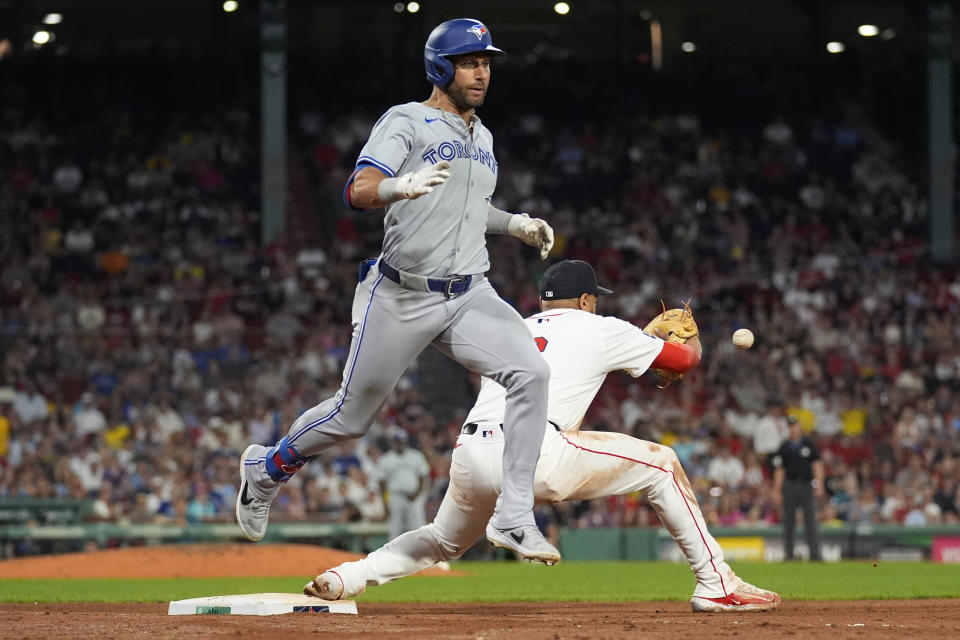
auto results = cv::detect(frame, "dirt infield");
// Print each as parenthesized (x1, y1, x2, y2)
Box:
(1, 545, 957, 638)
(1, 600, 958, 639)
(0, 544, 456, 579)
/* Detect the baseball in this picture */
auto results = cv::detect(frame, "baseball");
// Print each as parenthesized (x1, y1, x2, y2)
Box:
(732, 328, 754, 349)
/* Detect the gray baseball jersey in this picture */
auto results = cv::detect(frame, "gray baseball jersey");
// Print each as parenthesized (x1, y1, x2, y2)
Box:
(257, 101, 550, 531)
(355, 102, 497, 277)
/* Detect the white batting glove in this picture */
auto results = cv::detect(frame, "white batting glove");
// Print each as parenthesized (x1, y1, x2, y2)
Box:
(378, 161, 451, 201)
(508, 213, 555, 259)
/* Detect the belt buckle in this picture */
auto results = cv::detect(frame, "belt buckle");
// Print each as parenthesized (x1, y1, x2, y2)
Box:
(444, 275, 469, 299)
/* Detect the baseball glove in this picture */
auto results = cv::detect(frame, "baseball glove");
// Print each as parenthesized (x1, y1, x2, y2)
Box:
(643, 300, 698, 387)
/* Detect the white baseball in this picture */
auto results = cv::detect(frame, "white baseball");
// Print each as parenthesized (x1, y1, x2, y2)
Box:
(732, 328, 754, 349)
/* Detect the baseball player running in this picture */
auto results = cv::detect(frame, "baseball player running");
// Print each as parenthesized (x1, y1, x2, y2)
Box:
(304, 260, 781, 612)
(237, 19, 560, 563)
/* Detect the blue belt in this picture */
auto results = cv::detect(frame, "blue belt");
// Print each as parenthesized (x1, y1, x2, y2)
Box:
(378, 259, 472, 299)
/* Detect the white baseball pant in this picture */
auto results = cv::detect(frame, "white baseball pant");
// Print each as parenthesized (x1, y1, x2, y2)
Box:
(329, 423, 736, 598)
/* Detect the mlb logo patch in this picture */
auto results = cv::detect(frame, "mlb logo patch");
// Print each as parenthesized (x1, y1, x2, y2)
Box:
(482, 429, 493, 438)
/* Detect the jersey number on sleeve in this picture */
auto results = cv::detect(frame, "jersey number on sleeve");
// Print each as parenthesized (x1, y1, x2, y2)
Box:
(534, 337, 548, 352)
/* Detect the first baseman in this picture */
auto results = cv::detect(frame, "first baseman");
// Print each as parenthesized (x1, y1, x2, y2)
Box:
(237, 18, 560, 563)
(305, 260, 781, 613)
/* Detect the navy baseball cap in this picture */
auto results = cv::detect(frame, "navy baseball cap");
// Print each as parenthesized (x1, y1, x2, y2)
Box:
(539, 260, 614, 300)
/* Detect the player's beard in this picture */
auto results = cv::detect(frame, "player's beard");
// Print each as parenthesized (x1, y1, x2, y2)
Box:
(446, 80, 486, 112)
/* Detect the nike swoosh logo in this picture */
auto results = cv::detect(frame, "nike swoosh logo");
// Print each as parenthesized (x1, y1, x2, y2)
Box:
(510, 530, 525, 544)
(424, 117, 440, 123)
(239, 481, 253, 506)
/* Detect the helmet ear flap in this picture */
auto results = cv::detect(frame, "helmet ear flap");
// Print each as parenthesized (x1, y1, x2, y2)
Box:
(424, 51, 454, 87)
(433, 61, 449, 85)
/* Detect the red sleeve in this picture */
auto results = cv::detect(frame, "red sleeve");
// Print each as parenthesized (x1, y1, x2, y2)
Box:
(650, 341, 700, 373)
(343, 167, 366, 211)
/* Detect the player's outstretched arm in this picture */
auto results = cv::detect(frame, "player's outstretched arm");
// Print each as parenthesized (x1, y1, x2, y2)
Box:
(650, 338, 701, 373)
(643, 303, 701, 382)
(349, 161, 451, 209)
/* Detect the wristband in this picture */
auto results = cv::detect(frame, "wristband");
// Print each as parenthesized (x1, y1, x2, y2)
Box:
(377, 177, 402, 202)
(486, 206, 513, 234)
(507, 213, 529, 237)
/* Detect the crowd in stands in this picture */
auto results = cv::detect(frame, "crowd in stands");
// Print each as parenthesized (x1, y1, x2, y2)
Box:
(1, 57, 958, 558)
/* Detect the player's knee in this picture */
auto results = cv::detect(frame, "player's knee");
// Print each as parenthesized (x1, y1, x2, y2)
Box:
(661, 445, 680, 465)
(538, 482, 564, 504)
(335, 421, 372, 440)
(440, 538, 472, 560)
(428, 527, 469, 560)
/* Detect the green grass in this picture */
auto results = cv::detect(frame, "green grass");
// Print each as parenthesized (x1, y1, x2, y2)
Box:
(1, 562, 957, 603)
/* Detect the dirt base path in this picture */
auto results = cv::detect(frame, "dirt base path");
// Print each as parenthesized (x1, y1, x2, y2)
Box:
(1, 600, 958, 639)
(0, 544, 457, 579)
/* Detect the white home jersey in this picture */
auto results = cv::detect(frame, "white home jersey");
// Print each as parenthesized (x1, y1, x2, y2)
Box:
(464, 308, 664, 431)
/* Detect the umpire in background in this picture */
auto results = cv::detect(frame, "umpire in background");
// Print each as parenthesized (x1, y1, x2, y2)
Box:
(771, 415, 824, 561)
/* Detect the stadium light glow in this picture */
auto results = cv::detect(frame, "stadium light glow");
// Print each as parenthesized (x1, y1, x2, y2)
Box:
(881, 28, 896, 41)
(32, 31, 52, 45)
(650, 20, 662, 70)
(826, 41, 845, 53)
(554, 2, 571, 15)
(857, 24, 879, 37)
(42, 13, 63, 25)
(222, 1, 239, 12)
(394, 2, 404, 12)
(681, 41, 696, 53)
(406, 2, 420, 13)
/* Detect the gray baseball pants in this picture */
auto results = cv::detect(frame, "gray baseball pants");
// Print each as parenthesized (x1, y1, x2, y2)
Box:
(386, 493, 427, 541)
(284, 264, 549, 529)
(782, 480, 822, 561)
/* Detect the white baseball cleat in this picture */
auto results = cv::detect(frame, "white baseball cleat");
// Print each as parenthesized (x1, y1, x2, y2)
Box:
(690, 578, 782, 612)
(235, 444, 281, 542)
(485, 522, 561, 566)
(303, 569, 365, 600)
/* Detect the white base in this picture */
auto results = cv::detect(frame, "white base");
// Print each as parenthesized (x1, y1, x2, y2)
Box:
(168, 593, 358, 616)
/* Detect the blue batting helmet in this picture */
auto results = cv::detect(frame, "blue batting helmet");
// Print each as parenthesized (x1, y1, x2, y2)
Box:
(424, 19, 505, 87)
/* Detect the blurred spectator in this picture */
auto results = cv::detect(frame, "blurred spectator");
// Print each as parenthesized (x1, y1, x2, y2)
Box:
(377, 431, 430, 541)
(707, 445, 745, 488)
(186, 485, 218, 523)
(73, 393, 107, 437)
(88, 487, 117, 522)
(0, 388, 16, 459)
(1, 55, 958, 548)
(13, 380, 48, 425)
(753, 405, 789, 456)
